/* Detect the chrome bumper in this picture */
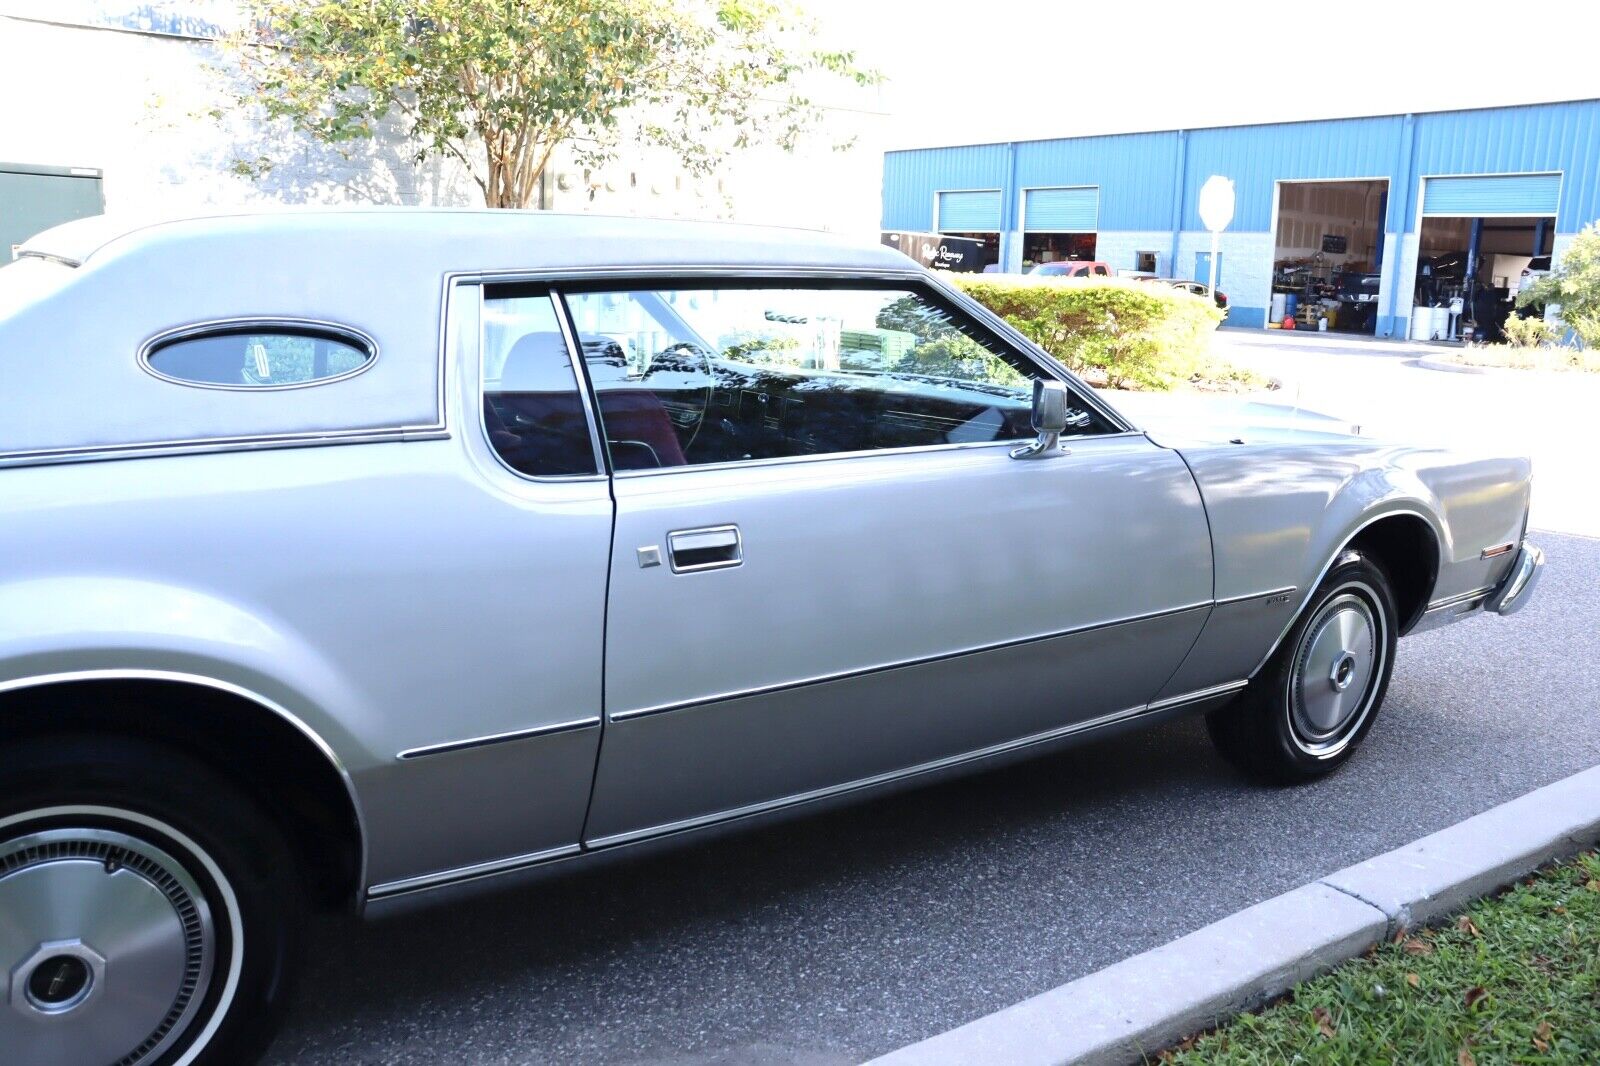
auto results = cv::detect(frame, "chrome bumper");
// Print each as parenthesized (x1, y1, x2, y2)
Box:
(1485, 541, 1544, 616)
(1411, 540, 1543, 634)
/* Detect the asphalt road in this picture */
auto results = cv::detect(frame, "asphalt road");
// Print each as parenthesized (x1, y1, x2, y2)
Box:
(263, 527, 1599, 1065)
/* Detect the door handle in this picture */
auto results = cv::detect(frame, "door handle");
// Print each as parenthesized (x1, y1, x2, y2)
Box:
(666, 525, 743, 573)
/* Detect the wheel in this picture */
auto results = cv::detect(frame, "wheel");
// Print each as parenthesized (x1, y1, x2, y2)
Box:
(1207, 550, 1398, 784)
(0, 735, 302, 1065)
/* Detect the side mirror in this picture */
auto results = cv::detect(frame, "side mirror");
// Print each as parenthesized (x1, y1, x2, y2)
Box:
(1010, 379, 1070, 460)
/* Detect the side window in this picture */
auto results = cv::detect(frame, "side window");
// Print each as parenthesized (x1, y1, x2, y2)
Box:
(144, 325, 372, 387)
(1092, 265, 1110, 276)
(562, 283, 1112, 471)
(481, 290, 598, 477)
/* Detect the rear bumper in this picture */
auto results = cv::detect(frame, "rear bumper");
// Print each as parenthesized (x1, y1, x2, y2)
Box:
(1410, 540, 1543, 635)
(1485, 542, 1545, 617)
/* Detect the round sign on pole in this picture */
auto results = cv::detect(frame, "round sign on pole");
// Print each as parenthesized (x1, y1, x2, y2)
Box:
(1198, 175, 1235, 233)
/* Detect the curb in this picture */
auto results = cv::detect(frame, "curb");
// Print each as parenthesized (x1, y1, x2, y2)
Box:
(867, 764, 1600, 1066)
(1414, 354, 1491, 375)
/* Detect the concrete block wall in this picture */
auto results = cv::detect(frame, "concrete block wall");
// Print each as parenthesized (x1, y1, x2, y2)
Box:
(1175, 231, 1274, 327)
(1388, 233, 1422, 339)
(1374, 233, 1401, 337)
(1094, 231, 1176, 276)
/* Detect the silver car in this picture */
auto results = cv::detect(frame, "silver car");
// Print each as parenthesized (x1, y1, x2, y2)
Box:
(0, 211, 1542, 1065)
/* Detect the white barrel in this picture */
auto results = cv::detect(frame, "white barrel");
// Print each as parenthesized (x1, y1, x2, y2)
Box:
(1410, 309, 1434, 340)
(1432, 305, 1451, 337)
(1270, 293, 1287, 324)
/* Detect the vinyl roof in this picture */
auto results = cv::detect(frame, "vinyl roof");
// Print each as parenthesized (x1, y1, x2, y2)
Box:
(19, 207, 913, 273)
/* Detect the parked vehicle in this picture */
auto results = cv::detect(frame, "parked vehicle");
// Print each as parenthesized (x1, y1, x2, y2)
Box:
(0, 211, 1543, 1065)
(1169, 278, 1230, 314)
(1518, 255, 1552, 296)
(1029, 260, 1112, 277)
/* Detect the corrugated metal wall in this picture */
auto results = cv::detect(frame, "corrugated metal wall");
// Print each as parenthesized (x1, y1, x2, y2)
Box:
(882, 143, 1010, 231)
(882, 100, 1600, 236)
(1015, 132, 1177, 232)
(1411, 100, 1600, 230)
(1179, 115, 1405, 231)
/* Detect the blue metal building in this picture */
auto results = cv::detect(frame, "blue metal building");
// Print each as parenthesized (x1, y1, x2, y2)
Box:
(882, 98, 1600, 337)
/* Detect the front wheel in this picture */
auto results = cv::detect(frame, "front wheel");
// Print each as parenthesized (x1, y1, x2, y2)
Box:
(1207, 551, 1398, 784)
(0, 736, 302, 1065)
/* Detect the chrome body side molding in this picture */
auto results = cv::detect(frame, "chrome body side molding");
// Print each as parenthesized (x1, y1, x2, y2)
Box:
(609, 599, 1214, 724)
(367, 843, 582, 899)
(397, 717, 602, 760)
(365, 679, 1247, 902)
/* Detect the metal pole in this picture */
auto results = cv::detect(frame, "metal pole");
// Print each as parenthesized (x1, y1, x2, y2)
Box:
(1208, 229, 1220, 299)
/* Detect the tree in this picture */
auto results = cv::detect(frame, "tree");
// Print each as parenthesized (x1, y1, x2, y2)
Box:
(225, 0, 876, 208)
(1518, 222, 1600, 349)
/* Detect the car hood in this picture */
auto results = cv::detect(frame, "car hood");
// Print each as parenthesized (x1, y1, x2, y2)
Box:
(1106, 391, 1363, 446)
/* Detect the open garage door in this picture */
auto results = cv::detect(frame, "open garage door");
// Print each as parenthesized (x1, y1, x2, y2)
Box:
(1412, 173, 1559, 342)
(1022, 186, 1099, 270)
(1422, 174, 1561, 218)
(1270, 179, 1388, 334)
(934, 190, 1002, 270)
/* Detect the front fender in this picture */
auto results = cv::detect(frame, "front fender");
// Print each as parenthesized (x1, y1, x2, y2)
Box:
(1153, 440, 1467, 699)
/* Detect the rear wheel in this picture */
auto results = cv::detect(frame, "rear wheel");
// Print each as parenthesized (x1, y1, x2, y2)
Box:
(1207, 551, 1398, 784)
(0, 736, 302, 1065)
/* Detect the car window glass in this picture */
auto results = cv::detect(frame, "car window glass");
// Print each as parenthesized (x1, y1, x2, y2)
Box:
(562, 283, 1112, 471)
(481, 292, 598, 477)
(145, 328, 370, 386)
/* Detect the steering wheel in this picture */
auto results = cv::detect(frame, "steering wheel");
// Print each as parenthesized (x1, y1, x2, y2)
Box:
(644, 341, 714, 455)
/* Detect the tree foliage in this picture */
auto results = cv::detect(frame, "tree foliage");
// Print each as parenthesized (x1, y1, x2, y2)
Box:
(1518, 222, 1600, 349)
(226, 0, 875, 207)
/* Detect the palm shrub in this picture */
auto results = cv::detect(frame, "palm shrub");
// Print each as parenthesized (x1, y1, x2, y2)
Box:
(948, 275, 1222, 390)
(1500, 313, 1558, 349)
(1518, 222, 1600, 349)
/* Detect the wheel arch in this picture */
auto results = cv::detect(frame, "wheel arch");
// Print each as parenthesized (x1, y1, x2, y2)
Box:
(1346, 511, 1441, 634)
(0, 671, 367, 911)
(1249, 504, 1444, 679)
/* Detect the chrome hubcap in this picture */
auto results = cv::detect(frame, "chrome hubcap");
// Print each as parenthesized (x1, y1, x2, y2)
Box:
(0, 826, 214, 1066)
(1290, 590, 1381, 751)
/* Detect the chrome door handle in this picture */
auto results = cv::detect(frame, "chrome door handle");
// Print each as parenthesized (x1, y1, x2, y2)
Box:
(666, 525, 743, 573)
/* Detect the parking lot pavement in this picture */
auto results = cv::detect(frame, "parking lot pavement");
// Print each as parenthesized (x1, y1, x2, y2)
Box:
(1207, 329, 1600, 538)
(265, 529, 1599, 1066)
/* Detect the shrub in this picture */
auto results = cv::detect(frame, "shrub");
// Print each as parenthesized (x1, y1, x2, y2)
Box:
(1518, 221, 1600, 349)
(948, 275, 1222, 390)
(1499, 313, 1558, 349)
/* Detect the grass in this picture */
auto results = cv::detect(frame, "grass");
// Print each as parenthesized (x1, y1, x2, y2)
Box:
(1080, 355, 1275, 394)
(1160, 852, 1600, 1065)
(1441, 345, 1600, 373)
(1175, 359, 1277, 395)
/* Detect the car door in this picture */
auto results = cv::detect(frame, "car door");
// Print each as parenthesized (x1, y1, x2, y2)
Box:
(571, 276, 1213, 845)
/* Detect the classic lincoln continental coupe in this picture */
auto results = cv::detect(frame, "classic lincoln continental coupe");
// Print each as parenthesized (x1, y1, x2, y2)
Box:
(0, 210, 1542, 1064)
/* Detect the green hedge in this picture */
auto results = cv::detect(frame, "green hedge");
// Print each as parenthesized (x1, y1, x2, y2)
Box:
(949, 274, 1223, 390)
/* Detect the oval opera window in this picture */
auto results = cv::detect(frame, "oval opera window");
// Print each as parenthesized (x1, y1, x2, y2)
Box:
(143, 322, 376, 388)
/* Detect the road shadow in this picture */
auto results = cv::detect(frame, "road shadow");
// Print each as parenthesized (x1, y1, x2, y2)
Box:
(273, 715, 1228, 1046)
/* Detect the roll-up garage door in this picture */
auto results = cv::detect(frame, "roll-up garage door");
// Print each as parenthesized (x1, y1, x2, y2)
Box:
(1421, 174, 1560, 217)
(935, 190, 1002, 232)
(1022, 187, 1099, 231)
